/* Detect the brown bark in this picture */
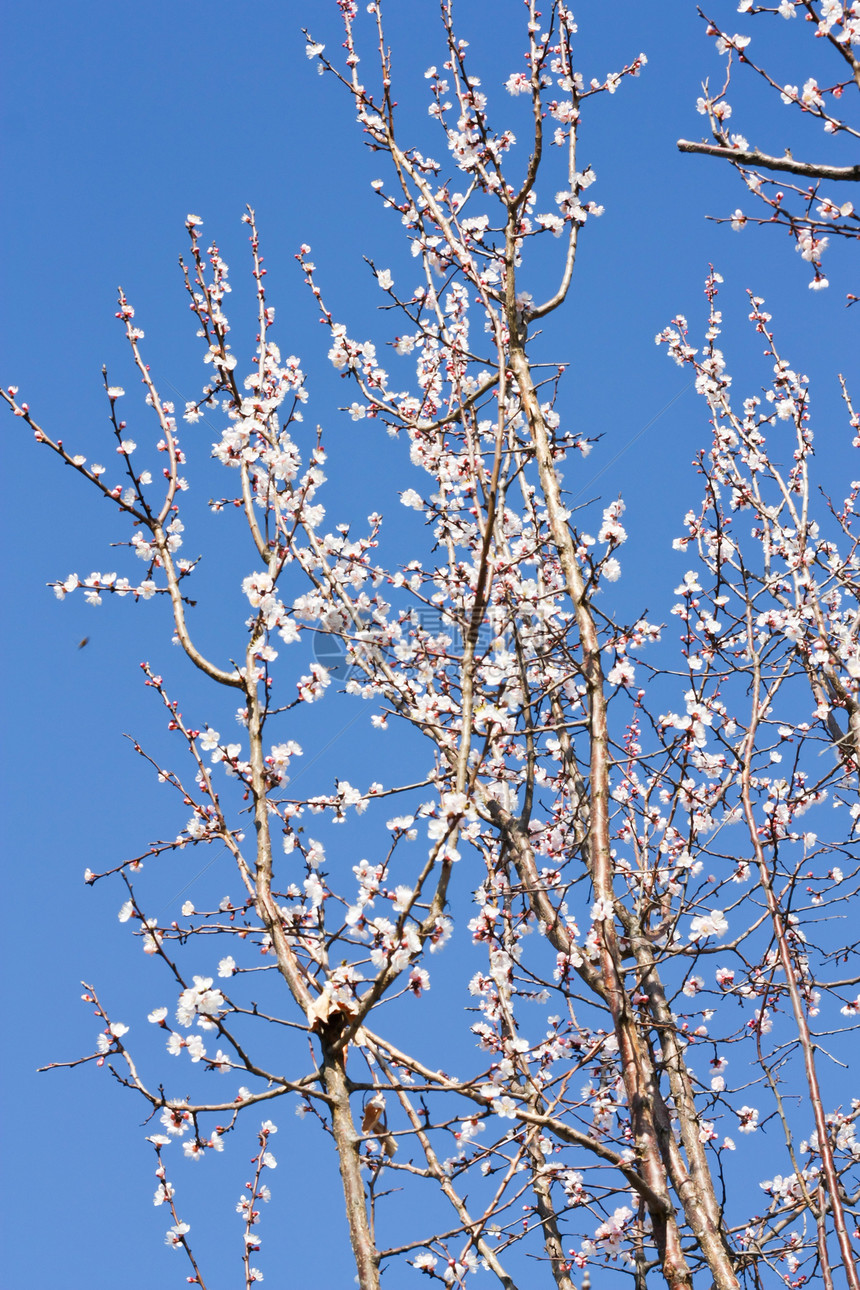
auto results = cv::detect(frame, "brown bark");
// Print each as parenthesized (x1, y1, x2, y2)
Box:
(323, 1048, 382, 1290)
(676, 139, 860, 183)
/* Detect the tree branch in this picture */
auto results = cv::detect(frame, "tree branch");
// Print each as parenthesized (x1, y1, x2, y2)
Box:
(677, 139, 860, 183)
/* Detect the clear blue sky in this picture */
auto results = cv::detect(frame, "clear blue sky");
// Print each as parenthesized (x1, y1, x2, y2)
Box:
(1, 2, 856, 1286)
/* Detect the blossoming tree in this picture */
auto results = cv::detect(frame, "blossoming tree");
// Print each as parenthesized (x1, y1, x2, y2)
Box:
(678, 1, 860, 295)
(5, 2, 859, 1288)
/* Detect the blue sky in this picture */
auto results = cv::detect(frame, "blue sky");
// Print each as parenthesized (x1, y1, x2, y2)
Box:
(2, 2, 857, 1286)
